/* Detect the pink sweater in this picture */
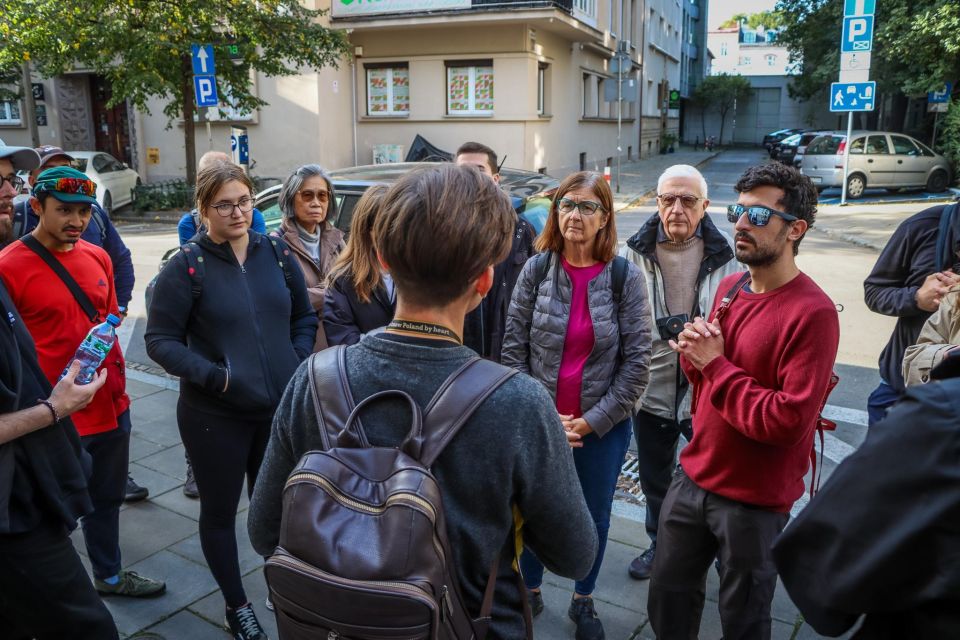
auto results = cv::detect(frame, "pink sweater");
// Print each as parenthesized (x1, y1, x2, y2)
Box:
(556, 257, 606, 418)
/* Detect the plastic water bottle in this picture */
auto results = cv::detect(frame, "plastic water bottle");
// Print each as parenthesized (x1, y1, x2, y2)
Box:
(63, 314, 121, 385)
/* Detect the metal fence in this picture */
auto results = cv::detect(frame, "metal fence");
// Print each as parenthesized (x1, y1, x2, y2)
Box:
(131, 176, 281, 212)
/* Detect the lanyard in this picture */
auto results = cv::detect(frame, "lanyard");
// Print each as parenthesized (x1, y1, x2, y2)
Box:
(386, 319, 462, 345)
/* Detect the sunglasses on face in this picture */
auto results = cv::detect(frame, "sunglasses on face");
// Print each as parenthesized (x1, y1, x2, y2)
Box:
(657, 193, 702, 209)
(33, 177, 97, 198)
(726, 204, 798, 226)
(1, 174, 25, 193)
(558, 197, 603, 216)
(298, 189, 329, 203)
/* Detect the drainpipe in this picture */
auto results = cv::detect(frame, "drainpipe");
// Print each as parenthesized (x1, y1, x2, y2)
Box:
(350, 58, 358, 166)
(637, 0, 646, 156)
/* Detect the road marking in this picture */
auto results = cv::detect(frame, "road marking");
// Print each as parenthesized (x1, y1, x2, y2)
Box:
(823, 404, 868, 427)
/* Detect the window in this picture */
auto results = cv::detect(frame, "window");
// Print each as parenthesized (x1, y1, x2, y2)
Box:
(739, 56, 752, 66)
(366, 64, 410, 116)
(720, 43, 728, 56)
(537, 63, 549, 115)
(447, 62, 494, 115)
(582, 72, 601, 118)
(0, 100, 22, 125)
(867, 135, 891, 154)
(891, 135, 919, 156)
(573, 0, 596, 17)
(766, 54, 777, 66)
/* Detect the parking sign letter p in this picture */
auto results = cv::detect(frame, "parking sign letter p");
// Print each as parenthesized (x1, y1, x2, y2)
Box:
(848, 18, 867, 41)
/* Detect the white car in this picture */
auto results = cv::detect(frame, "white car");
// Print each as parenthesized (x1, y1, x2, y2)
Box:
(68, 151, 141, 212)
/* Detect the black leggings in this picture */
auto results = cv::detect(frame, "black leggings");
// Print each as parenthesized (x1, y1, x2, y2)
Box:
(177, 400, 271, 609)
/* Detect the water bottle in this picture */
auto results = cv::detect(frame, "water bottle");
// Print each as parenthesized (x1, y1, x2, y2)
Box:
(63, 314, 121, 385)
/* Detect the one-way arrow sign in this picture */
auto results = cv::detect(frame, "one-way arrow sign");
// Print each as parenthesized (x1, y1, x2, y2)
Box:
(191, 45, 216, 76)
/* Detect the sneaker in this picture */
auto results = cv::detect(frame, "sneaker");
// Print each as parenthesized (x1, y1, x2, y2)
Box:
(628, 545, 656, 580)
(95, 570, 166, 598)
(568, 596, 605, 640)
(124, 474, 149, 502)
(527, 589, 544, 617)
(265, 596, 274, 612)
(183, 462, 199, 499)
(225, 602, 269, 640)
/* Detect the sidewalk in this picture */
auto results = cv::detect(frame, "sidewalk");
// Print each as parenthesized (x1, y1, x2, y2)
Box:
(611, 147, 719, 212)
(75, 373, 845, 640)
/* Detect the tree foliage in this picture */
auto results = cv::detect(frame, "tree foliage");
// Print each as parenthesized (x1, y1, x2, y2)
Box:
(693, 73, 753, 144)
(776, 0, 960, 99)
(0, 0, 350, 183)
(719, 11, 784, 30)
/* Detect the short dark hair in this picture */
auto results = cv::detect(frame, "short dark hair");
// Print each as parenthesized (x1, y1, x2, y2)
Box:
(455, 142, 498, 175)
(734, 163, 818, 255)
(373, 164, 514, 308)
(536, 171, 618, 263)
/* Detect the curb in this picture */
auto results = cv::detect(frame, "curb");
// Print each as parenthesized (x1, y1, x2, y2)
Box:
(812, 225, 882, 252)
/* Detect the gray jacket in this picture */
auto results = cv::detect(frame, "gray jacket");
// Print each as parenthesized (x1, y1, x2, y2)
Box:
(502, 253, 652, 436)
(621, 215, 739, 421)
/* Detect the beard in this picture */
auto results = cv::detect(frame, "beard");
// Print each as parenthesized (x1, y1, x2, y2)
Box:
(0, 216, 10, 244)
(735, 227, 789, 267)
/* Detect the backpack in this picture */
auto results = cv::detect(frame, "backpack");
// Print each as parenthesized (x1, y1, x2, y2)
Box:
(144, 235, 294, 315)
(531, 250, 629, 305)
(264, 346, 521, 640)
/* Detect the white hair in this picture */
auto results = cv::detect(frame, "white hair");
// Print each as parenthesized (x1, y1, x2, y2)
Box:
(657, 164, 708, 199)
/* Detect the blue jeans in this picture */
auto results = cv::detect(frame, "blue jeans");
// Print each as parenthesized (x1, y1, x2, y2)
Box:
(79, 409, 131, 580)
(521, 418, 631, 596)
(867, 380, 902, 427)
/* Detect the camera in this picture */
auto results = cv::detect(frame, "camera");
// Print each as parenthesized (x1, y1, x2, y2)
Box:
(656, 314, 689, 341)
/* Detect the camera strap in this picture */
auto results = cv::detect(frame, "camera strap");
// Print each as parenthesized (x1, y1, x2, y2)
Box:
(712, 272, 751, 323)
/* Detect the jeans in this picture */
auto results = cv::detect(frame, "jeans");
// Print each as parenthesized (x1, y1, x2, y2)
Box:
(79, 409, 131, 580)
(648, 470, 789, 640)
(632, 409, 690, 544)
(867, 380, 902, 426)
(0, 523, 118, 639)
(521, 418, 631, 596)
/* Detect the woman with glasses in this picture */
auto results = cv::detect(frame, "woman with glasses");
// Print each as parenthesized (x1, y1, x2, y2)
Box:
(146, 162, 316, 640)
(323, 185, 396, 346)
(273, 164, 345, 351)
(502, 171, 651, 640)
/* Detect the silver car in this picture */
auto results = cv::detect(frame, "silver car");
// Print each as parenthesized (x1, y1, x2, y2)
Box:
(801, 131, 952, 198)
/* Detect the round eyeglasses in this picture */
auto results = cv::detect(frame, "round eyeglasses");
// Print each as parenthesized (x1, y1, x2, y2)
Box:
(210, 197, 254, 217)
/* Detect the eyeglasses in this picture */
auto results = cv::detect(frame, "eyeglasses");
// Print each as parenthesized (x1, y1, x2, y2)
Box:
(298, 189, 329, 203)
(211, 197, 254, 217)
(657, 193, 702, 209)
(558, 197, 603, 216)
(1, 174, 25, 193)
(33, 177, 96, 197)
(726, 204, 798, 226)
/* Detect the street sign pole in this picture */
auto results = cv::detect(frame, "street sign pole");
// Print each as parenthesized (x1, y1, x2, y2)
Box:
(840, 111, 854, 206)
(932, 111, 940, 148)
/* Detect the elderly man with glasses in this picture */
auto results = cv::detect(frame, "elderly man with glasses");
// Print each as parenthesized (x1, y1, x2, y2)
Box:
(646, 162, 839, 640)
(619, 164, 739, 581)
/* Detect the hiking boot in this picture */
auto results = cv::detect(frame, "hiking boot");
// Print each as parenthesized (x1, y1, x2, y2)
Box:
(225, 602, 269, 640)
(183, 462, 199, 499)
(628, 544, 656, 580)
(527, 589, 544, 617)
(124, 474, 149, 502)
(95, 570, 166, 598)
(568, 596, 605, 640)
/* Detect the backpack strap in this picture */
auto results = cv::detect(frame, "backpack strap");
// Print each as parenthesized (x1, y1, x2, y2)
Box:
(414, 357, 518, 468)
(267, 236, 295, 296)
(20, 235, 100, 323)
(181, 242, 204, 299)
(90, 205, 108, 245)
(610, 255, 629, 305)
(532, 250, 551, 300)
(307, 345, 365, 450)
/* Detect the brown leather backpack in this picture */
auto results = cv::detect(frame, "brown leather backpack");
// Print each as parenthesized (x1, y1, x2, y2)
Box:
(264, 346, 519, 640)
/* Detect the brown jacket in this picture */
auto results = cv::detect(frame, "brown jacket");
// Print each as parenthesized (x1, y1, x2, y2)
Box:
(903, 287, 960, 387)
(274, 219, 344, 352)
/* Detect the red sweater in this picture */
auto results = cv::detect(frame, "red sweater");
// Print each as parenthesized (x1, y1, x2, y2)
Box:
(0, 239, 129, 436)
(679, 271, 839, 512)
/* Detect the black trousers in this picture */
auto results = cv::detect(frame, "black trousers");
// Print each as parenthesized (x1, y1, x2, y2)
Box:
(648, 470, 789, 640)
(0, 522, 118, 640)
(631, 409, 691, 544)
(177, 401, 271, 609)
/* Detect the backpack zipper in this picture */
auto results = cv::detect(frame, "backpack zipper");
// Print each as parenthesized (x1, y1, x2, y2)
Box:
(286, 471, 438, 522)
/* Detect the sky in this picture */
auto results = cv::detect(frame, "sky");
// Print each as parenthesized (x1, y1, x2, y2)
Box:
(707, 0, 779, 30)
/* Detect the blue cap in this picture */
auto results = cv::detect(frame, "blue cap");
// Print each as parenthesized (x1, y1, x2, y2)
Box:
(106, 314, 121, 327)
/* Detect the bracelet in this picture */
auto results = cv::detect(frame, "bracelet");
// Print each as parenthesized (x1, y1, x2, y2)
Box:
(37, 399, 60, 426)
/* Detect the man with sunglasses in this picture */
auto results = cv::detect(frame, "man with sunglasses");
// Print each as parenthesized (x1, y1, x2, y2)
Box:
(619, 164, 739, 581)
(647, 163, 839, 640)
(0, 166, 165, 600)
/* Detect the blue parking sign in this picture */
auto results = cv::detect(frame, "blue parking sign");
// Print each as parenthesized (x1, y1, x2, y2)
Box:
(193, 75, 219, 108)
(841, 16, 874, 52)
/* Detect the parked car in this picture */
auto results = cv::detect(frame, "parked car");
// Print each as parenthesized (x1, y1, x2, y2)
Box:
(68, 151, 142, 212)
(763, 128, 804, 153)
(789, 130, 836, 168)
(771, 133, 802, 162)
(801, 131, 952, 198)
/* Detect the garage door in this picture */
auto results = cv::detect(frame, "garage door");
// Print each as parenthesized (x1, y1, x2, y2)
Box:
(734, 88, 781, 145)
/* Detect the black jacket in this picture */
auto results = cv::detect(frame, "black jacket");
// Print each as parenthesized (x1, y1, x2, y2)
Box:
(464, 215, 536, 361)
(323, 274, 396, 346)
(773, 377, 960, 638)
(863, 204, 957, 392)
(145, 232, 317, 419)
(0, 281, 92, 535)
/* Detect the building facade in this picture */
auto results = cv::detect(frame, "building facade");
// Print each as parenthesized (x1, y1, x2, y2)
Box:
(2, 0, 697, 183)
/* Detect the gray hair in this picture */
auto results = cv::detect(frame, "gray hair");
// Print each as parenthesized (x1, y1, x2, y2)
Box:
(657, 164, 709, 199)
(278, 164, 338, 221)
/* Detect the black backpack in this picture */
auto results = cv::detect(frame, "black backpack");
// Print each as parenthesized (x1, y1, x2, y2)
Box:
(264, 346, 523, 640)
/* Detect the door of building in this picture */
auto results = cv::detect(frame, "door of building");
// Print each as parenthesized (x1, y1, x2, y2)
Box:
(89, 75, 131, 165)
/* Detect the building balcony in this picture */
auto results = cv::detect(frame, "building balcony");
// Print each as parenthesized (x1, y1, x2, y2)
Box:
(685, 42, 699, 60)
(686, 1, 700, 20)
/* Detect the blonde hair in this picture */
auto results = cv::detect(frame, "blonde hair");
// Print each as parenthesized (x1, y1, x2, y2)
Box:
(327, 184, 389, 303)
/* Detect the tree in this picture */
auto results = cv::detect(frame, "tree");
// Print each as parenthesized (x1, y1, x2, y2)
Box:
(0, 0, 350, 185)
(719, 10, 784, 31)
(695, 74, 753, 145)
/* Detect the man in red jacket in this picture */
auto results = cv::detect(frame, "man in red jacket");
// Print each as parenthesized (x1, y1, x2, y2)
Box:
(647, 163, 839, 640)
